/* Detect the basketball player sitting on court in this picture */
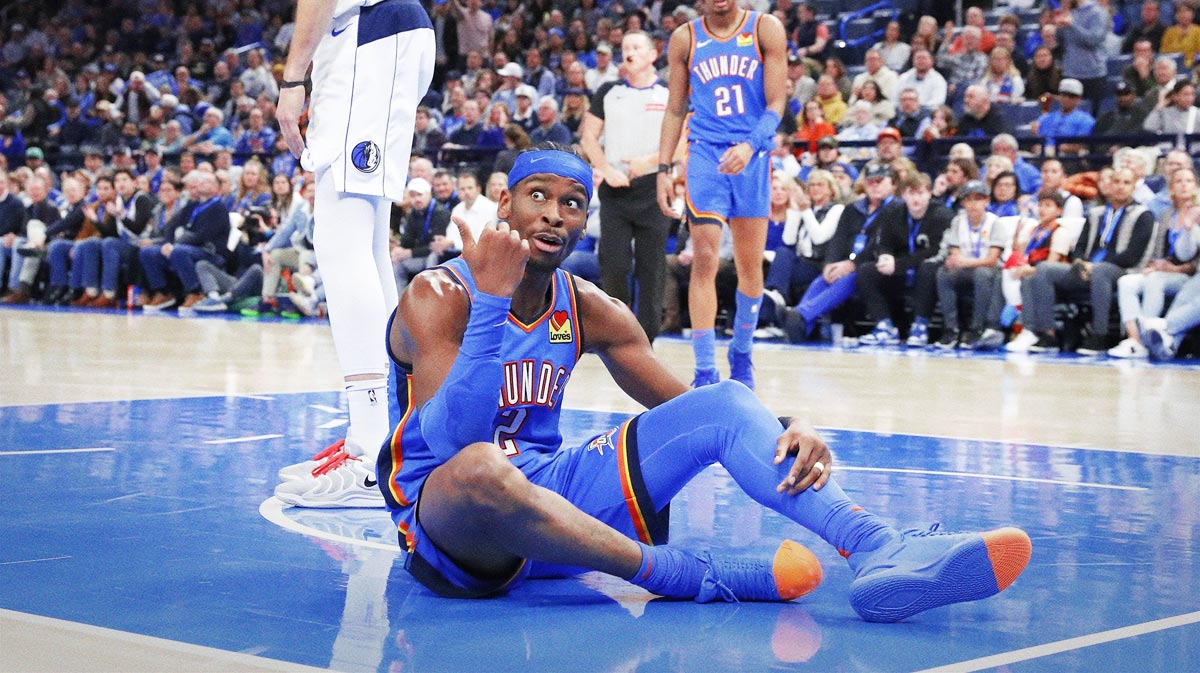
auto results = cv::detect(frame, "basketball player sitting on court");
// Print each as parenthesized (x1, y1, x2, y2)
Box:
(376, 145, 1032, 622)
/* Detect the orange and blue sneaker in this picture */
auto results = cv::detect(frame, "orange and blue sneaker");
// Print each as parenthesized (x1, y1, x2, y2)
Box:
(696, 540, 823, 603)
(847, 524, 1031, 622)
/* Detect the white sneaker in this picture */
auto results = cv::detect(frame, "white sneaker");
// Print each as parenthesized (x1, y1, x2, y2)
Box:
(753, 325, 786, 340)
(1005, 329, 1039, 353)
(1107, 338, 1148, 359)
(274, 451, 385, 508)
(278, 438, 347, 482)
(288, 291, 319, 316)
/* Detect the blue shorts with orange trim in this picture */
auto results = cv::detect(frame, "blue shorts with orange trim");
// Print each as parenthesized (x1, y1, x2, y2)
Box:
(685, 140, 771, 226)
(403, 416, 669, 598)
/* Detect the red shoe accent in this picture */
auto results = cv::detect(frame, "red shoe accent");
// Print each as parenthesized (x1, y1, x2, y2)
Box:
(837, 549, 851, 559)
(312, 449, 363, 477)
(981, 527, 1033, 591)
(311, 438, 346, 462)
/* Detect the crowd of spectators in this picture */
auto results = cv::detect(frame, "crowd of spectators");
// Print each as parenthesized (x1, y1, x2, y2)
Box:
(0, 0, 1198, 360)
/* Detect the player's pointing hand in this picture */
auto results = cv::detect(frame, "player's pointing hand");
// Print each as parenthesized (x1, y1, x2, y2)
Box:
(457, 216, 529, 298)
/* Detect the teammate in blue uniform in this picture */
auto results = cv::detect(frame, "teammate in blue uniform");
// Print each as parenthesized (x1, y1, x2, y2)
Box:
(658, 0, 788, 389)
(379, 145, 1031, 621)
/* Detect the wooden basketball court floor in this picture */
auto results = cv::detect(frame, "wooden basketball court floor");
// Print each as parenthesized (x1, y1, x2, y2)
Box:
(1, 305, 1197, 673)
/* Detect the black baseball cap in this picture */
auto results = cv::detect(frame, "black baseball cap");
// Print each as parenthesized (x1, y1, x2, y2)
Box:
(863, 163, 894, 180)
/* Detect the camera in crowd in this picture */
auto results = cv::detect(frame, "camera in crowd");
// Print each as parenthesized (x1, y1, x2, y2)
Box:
(240, 205, 276, 246)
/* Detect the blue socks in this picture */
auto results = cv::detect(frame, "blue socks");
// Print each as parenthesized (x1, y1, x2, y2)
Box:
(692, 328, 716, 371)
(730, 290, 762, 353)
(627, 542, 706, 599)
(633, 382, 896, 556)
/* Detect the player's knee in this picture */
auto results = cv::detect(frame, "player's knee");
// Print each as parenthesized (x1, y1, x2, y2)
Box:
(694, 379, 768, 418)
(691, 253, 719, 279)
(449, 443, 531, 514)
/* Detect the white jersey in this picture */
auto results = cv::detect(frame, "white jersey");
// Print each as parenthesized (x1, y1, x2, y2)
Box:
(307, 0, 435, 201)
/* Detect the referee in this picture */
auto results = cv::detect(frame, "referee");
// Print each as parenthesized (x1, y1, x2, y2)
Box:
(580, 30, 674, 342)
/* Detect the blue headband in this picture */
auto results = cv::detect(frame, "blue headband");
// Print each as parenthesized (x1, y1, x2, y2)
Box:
(507, 149, 593, 203)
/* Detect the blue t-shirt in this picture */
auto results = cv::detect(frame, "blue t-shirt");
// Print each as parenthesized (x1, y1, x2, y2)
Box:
(1037, 109, 1096, 140)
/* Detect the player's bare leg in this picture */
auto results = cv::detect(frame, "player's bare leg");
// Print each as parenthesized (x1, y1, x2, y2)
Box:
(686, 223, 722, 387)
(727, 216, 767, 389)
(415, 442, 821, 602)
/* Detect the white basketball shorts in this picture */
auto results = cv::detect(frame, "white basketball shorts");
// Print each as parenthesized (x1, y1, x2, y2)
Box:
(306, 0, 435, 201)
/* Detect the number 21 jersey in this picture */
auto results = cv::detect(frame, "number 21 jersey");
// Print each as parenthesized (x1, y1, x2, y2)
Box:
(687, 11, 767, 145)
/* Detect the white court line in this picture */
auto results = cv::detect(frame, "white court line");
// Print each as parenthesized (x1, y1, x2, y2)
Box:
(258, 497, 402, 553)
(815, 424, 1104, 453)
(0, 555, 71, 565)
(236, 394, 276, 401)
(317, 418, 348, 429)
(911, 611, 1200, 673)
(834, 466, 1146, 492)
(0, 608, 349, 673)
(309, 404, 344, 414)
(0, 447, 115, 456)
(203, 434, 283, 445)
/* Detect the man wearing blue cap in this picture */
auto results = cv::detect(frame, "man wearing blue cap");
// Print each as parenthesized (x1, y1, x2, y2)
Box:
(373, 145, 1031, 622)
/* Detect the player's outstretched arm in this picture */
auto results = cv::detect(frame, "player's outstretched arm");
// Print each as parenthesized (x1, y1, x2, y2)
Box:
(575, 279, 690, 409)
(398, 218, 529, 462)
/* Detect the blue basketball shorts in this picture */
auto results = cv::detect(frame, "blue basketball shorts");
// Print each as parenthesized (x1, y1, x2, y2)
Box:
(684, 140, 771, 226)
(403, 416, 670, 598)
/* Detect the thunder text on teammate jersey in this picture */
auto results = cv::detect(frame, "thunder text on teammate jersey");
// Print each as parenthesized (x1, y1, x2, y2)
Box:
(686, 11, 768, 145)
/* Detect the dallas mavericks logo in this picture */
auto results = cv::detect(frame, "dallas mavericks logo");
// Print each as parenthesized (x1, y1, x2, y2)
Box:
(351, 140, 381, 173)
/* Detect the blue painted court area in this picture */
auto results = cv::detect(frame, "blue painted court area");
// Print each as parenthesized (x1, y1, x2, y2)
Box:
(1, 394, 1197, 673)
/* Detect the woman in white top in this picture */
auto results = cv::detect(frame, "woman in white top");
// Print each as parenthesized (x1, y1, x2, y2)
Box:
(762, 170, 844, 326)
(856, 80, 896, 127)
(1143, 79, 1200, 135)
(977, 46, 1025, 105)
(872, 21, 911, 73)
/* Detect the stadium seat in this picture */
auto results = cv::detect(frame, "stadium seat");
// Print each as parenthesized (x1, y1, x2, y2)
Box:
(1107, 55, 1132, 78)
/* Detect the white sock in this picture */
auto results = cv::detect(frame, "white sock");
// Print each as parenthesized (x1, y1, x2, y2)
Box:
(344, 377, 389, 458)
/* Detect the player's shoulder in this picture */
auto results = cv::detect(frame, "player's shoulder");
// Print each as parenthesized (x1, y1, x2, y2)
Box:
(401, 267, 471, 317)
(570, 274, 636, 335)
(667, 20, 695, 50)
(753, 11, 787, 41)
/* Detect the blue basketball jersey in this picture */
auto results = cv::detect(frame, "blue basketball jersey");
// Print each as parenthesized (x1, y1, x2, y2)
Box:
(687, 11, 768, 145)
(377, 256, 585, 551)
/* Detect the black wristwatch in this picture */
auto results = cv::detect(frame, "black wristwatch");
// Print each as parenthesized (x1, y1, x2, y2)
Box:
(280, 79, 307, 89)
(658, 163, 673, 174)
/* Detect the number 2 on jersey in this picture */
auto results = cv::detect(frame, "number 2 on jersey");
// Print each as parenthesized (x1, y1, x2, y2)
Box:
(714, 84, 745, 116)
(494, 408, 528, 456)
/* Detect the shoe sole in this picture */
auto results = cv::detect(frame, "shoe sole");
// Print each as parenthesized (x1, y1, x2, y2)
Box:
(273, 491, 385, 509)
(849, 527, 1031, 623)
(277, 463, 318, 482)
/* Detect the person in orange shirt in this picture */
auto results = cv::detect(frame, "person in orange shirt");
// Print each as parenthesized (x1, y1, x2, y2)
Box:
(792, 99, 837, 155)
(947, 7, 997, 56)
(1161, 1, 1200, 67)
